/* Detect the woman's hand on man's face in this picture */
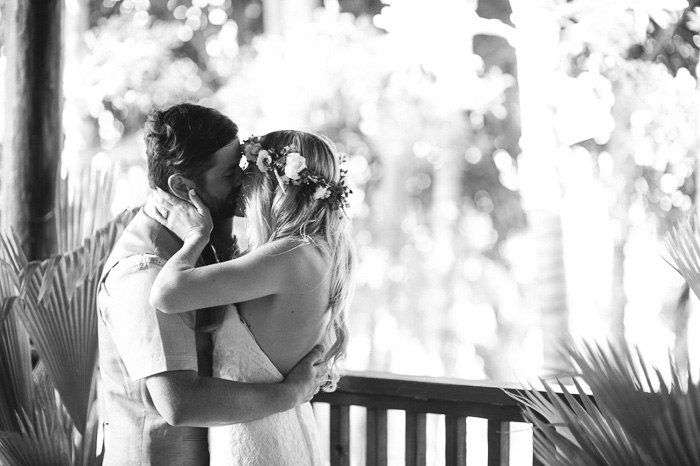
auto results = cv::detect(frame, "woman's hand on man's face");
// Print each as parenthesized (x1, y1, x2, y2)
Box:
(145, 187, 213, 243)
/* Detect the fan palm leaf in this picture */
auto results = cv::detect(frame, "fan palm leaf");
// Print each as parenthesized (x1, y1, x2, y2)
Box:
(56, 158, 117, 254)
(518, 341, 700, 466)
(10, 208, 137, 435)
(665, 214, 700, 303)
(0, 259, 31, 433)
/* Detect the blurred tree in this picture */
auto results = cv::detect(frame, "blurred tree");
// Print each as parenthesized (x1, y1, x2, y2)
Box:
(510, 0, 571, 375)
(552, 0, 699, 363)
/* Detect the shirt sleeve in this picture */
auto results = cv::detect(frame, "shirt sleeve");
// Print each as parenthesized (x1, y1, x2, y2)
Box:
(98, 254, 199, 381)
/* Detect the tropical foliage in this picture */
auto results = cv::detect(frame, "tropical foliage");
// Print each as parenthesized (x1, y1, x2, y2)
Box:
(514, 214, 700, 465)
(0, 162, 136, 465)
(516, 341, 700, 465)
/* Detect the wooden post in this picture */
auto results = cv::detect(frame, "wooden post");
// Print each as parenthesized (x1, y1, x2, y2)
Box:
(2, 0, 63, 260)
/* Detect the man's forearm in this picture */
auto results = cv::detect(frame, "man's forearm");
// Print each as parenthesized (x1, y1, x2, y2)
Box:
(181, 377, 297, 426)
(146, 372, 300, 427)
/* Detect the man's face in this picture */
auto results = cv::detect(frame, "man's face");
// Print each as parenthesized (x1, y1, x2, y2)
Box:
(194, 138, 245, 221)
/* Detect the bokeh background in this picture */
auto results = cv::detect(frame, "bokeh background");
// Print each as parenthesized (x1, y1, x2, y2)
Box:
(3, 0, 700, 386)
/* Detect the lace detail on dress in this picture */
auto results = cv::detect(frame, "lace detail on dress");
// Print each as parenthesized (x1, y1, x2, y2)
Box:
(209, 306, 323, 466)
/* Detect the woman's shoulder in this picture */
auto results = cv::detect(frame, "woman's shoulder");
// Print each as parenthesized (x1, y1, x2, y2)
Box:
(254, 237, 329, 277)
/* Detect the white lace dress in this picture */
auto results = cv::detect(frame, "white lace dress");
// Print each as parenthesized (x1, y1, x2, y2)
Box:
(208, 305, 324, 466)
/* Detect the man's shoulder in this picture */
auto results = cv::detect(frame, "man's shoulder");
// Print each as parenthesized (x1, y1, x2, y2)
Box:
(105, 209, 182, 269)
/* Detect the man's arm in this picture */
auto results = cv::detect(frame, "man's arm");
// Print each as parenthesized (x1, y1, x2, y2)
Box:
(100, 255, 325, 428)
(145, 344, 325, 427)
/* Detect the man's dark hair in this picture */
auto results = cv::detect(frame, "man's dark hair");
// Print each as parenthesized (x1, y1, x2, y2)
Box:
(144, 103, 238, 190)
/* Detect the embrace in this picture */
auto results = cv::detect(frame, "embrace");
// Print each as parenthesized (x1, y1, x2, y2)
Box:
(97, 103, 356, 465)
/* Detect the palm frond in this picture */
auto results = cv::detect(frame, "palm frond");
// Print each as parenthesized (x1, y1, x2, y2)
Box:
(518, 341, 700, 466)
(0, 258, 32, 433)
(56, 157, 117, 254)
(518, 378, 651, 466)
(0, 408, 72, 466)
(0, 229, 28, 275)
(665, 214, 700, 301)
(11, 208, 137, 435)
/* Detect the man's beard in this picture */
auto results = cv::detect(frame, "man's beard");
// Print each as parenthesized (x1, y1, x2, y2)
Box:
(196, 186, 238, 222)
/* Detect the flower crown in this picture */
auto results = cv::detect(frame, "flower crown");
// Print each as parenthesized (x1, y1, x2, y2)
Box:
(240, 135, 351, 216)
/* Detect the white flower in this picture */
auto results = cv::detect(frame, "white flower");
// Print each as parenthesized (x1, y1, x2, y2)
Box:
(257, 150, 271, 172)
(313, 185, 330, 200)
(284, 153, 307, 180)
(239, 156, 249, 170)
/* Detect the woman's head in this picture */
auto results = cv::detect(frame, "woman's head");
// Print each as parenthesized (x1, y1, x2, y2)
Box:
(244, 130, 347, 247)
(243, 130, 355, 391)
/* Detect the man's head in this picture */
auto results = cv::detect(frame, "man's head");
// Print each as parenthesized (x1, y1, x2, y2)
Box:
(144, 103, 244, 220)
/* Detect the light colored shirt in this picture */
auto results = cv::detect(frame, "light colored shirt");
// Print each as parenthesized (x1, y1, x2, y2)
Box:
(97, 209, 211, 466)
(99, 254, 198, 380)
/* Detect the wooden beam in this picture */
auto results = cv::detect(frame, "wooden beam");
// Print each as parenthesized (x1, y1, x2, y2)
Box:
(2, 0, 63, 260)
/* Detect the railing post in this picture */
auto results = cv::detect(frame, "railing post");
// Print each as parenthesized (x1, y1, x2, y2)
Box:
(487, 420, 510, 466)
(330, 405, 350, 466)
(445, 415, 466, 466)
(366, 408, 388, 466)
(405, 411, 426, 466)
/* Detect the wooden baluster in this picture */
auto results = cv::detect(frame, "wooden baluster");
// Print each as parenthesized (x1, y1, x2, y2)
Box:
(445, 415, 466, 466)
(366, 408, 388, 466)
(405, 411, 427, 466)
(487, 420, 510, 466)
(330, 405, 350, 466)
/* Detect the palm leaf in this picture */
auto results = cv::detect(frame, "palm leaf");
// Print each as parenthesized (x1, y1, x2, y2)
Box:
(0, 259, 32, 433)
(12, 208, 137, 435)
(0, 408, 72, 466)
(518, 379, 651, 465)
(56, 157, 117, 254)
(518, 342, 700, 466)
(665, 214, 700, 301)
(0, 229, 29, 275)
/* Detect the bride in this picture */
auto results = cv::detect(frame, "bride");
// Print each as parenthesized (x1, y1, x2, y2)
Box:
(147, 130, 355, 465)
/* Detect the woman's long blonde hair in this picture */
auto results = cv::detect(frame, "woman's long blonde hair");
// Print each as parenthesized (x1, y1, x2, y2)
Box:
(245, 130, 356, 391)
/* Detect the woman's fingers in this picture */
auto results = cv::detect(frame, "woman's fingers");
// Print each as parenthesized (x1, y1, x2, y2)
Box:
(188, 189, 208, 214)
(154, 187, 178, 208)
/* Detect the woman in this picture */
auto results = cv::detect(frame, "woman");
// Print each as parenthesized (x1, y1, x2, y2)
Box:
(148, 130, 355, 465)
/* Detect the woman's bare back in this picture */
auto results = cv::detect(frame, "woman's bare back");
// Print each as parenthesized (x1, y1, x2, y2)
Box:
(237, 238, 332, 375)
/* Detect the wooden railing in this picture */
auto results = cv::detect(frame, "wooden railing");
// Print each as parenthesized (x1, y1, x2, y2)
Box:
(312, 371, 543, 466)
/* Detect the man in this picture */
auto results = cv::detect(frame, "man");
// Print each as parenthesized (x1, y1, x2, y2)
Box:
(97, 103, 325, 465)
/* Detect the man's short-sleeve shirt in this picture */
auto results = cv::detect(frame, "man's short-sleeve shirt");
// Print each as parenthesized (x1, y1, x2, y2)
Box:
(99, 254, 198, 380)
(97, 210, 211, 466)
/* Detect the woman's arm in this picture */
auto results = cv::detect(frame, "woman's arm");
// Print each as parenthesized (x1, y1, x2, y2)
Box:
(150, 237, 299, 313)
(146, 188, 299, 313)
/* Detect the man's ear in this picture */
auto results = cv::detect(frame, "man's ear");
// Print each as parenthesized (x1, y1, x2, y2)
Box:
(167, 174, 194, 201)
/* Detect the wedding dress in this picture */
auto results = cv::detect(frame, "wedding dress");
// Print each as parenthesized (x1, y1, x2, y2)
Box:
(208, 305, 324, 466)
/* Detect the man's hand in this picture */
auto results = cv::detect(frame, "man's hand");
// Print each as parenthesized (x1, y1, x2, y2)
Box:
(283, 344, 327, 405)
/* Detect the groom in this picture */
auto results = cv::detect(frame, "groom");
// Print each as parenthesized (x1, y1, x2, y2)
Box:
(97, 103, 325, 465)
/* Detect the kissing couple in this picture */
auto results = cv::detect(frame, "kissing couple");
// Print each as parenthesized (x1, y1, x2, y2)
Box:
(97, 103, 356, 465)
